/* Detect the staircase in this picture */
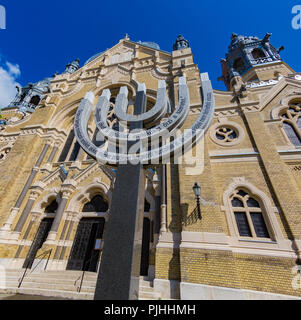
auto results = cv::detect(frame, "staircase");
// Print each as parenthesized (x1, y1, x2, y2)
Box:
(1, 269, 162, 300)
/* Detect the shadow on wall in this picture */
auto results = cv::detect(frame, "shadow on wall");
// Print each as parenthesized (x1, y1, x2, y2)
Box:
(168, 164, 182, 299)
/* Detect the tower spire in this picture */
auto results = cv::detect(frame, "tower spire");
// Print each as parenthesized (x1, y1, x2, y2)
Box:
(65, 58, 80, 74)
(219, 33, 285, 90)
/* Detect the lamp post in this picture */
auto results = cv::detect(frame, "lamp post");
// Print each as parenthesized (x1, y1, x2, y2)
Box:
(193, 182, 202, 220)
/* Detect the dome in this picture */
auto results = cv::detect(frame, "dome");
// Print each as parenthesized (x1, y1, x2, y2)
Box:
(84, 52, 105, 65)
(137, 41, 160, 50)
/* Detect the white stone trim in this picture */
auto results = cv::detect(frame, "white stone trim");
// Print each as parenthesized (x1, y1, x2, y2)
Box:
(180, 282, 301, 300)
(65, 181, 111, 214)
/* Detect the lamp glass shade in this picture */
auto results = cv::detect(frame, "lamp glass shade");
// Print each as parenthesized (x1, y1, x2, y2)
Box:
(193, 182, 201, 197)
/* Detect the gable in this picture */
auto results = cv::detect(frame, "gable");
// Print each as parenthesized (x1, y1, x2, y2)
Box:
(258, 77, 301, 120)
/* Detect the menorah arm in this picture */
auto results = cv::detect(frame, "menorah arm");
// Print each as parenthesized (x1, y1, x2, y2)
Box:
(74, 92, 99, 160)
(114, 80, 168, 125)
(94, 77, 190, 146)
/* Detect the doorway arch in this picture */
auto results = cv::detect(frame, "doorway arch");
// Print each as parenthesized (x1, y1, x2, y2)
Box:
(23, 198, 58, 268)
(67, 194, 108, 272)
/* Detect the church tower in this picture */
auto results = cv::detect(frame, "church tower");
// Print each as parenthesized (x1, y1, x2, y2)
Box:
(64, 58, 80, 74)
(219, 33, 293, 91)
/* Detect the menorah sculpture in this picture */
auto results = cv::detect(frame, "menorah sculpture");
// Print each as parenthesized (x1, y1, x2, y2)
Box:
(74, 73, 215, 300)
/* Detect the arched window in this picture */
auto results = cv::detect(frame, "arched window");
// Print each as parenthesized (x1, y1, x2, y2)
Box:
(230, 189, 270, 239)
(251, 48, 266, 59)
(29, 95, 41, 107)
(86, 93, 129, 160)
(58, 130, 75, 162)
(82, 195, 108, 213)
(68, 141, 81, 161)
(45, 199, 58, 214)
(58, 129, 82, 162)
(279, 102, 301, 146)
(233, 57, 245, 74)
(144, 200, 150, 212)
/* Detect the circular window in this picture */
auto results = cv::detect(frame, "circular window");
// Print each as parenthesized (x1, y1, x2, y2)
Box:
(215, 127, 238, 143)
(210, 120, 244, 147)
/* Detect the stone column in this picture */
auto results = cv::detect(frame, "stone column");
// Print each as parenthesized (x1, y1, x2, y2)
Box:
(59, 219, 75, 260)
(14, 143, 49, 209)
(13, 188, 42, 234)
(0, 144, 49, 234)
(47, 146, 58, 163)
(47, 180, 76, 241)
(160, 165, 167, 233)
(14, 215, 39, 259)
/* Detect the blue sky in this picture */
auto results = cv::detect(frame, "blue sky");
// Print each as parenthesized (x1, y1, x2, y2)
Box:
(0, 0, 300, 107)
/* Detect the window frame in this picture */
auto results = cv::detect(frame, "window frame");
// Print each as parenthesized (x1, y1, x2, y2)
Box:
(279, 103, 301, 147)
(222, 179, 285, 245)
(230, 190, 271, 241)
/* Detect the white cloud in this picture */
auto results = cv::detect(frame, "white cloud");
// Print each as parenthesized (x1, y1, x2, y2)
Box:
(6, 62, 21, 77)
(0, 60, 21, 108)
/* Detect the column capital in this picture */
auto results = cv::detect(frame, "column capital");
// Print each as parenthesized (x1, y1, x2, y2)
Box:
(29, 191, 42, 201)
(153, 180, 161, 196)
(61, 179, 77, 198)
(54, 141, 62, 148)
(29, 183, 45, 200)
(46, 138, 55, 147)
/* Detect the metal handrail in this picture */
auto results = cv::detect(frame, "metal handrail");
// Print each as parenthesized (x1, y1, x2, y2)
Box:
(18, 249, 52, 288)
(75, 251, 100, 293)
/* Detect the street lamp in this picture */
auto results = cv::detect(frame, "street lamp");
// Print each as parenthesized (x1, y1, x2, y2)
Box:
(193, 182, 202, 220)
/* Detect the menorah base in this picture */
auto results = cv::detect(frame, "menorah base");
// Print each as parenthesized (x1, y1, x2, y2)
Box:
(94, 164, 145, 300)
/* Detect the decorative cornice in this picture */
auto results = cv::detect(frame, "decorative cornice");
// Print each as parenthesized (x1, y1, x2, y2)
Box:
(151, 67, 171, 80)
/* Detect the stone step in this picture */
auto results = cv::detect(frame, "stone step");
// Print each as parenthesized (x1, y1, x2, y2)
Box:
(32, 270, 97, 276)
(17, 272, 97, 282)
(5, 277, 96, 288)
(1, 269, 161, 300)
(16, 281, 96, 293)
(139, 291, 161, 300)
(4, 271, 26, 277)
(2, 286, 160, 300)
(1, 286, 160, 300)
(5, 279, 154, 294)
(1, 287, 93, 300)
(22, 276, 151, 288)
(11, 276, 97, 287)
(139, 280, 153, 287)
(139, 286, 155, 293)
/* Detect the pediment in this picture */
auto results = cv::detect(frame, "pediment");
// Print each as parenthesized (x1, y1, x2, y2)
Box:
(83, 39, 170, 71)
(258, 76, 301, 118)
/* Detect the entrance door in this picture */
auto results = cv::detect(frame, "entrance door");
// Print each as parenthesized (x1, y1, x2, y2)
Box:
(67, 218, 105, 272)
(140, 218, 151, 276)
(23, 218, 54, 269)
